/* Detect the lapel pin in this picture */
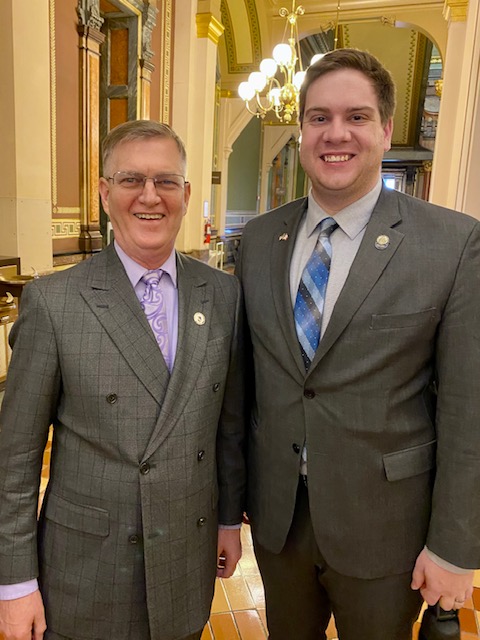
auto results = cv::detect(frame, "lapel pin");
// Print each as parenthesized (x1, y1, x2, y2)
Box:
(375, 235, 390, 250)
(279, 233, 289, 241)
(194, 312, 206, 326)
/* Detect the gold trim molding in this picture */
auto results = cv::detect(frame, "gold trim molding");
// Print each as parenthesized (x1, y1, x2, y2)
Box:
(221, 0, 262, 74)
(53, 207, 81, 215)
(52, 220, 82, 239)
(196, 13, 225, 44)
(443, 0, 468, 22)
(49, 0, 57, 206)
(159, 0, 172, 124)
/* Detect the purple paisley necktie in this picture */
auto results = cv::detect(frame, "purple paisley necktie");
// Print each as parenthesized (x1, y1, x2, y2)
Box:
(141, 270, 170, 370)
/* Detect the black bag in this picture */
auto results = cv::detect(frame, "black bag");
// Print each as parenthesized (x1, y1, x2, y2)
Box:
(418, 604, 460, 640)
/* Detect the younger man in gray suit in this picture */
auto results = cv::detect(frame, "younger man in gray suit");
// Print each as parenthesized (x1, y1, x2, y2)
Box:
(0, 120, 245, 640)
(236, 49, 480, 639)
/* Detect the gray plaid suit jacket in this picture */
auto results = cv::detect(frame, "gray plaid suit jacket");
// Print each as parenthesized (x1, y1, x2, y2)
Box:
(237, 186, 480, 578)
(0, 244, 245, 640)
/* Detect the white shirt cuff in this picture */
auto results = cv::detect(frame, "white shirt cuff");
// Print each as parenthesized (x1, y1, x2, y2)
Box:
(0, 579, 39, 600)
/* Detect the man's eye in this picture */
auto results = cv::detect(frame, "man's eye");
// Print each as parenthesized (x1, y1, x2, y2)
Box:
(155, 177, 182, 189)
(120, 176, 142, 185)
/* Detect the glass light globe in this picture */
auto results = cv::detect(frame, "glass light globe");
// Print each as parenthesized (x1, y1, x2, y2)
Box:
(273, 43, 293, 66)
(268, 87, 282, 107)
(310, 53, 326, 66)
(238, 81, 256, 101)
(260, 58, 278, 79)
(248, 71, 267, 92)
(293, 70, 306, 90)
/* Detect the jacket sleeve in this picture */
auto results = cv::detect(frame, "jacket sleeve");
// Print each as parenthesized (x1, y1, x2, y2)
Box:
(427, 221, 480, 569)
(0, 282, 61, 583)
(216, 277, 247, 525)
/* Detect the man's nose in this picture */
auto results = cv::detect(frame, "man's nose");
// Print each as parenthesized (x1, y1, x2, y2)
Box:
(138, 178, 161, 203)
(325, 118, 351, 142)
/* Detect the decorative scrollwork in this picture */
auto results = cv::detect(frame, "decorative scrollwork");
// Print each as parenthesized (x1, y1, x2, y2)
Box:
(142, 2, 158, 62)
(77, 0, 104, 31)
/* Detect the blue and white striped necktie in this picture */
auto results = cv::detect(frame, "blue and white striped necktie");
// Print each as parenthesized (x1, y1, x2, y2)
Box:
(294, 217, 338, 371)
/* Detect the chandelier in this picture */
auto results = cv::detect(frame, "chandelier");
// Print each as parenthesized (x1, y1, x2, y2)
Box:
(237, 0, 341, 124)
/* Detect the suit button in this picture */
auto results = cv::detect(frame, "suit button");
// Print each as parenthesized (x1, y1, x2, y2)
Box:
(304, 389, 315, 399)
(128, 534, 140, 545)
(197, 517, 207, 527)
(197, 450, 205, 461)
(139, 462, 150, 475)
(106, 393, 117, 404)
(292, 443, 300, 454)
(212, 383, 220, 392)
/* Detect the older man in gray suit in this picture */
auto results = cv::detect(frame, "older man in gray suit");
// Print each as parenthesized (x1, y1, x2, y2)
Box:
(0, 120, 245, 640)
(236, 49, 480, 639)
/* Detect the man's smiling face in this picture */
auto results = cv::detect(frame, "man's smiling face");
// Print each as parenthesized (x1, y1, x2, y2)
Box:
(99, 136, 190, 269)
(299, 68, 393, 214)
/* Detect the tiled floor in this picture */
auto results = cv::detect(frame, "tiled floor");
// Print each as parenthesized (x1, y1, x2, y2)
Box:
(0, 422, 468, 640)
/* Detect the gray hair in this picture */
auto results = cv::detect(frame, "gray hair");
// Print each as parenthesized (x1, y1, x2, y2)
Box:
(102, 120, 187, 175)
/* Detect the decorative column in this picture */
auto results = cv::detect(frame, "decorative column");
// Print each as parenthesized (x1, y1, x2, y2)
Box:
(216, 95, 252, 236)
(429, 0, 480, 220)
(421, 161, 433, 200)
(172, 0, 224, 258)
(0, 1, 52, 273)
(140, 2, 158, 119)
(77, 0, 105, 254)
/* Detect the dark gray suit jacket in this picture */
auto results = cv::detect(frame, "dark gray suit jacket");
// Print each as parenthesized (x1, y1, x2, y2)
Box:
(0, 244, 245, 639)
(236, 187, 480, 579)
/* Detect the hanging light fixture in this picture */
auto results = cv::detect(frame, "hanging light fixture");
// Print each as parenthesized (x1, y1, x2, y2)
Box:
(238, 1, 305, 124)
(238, 0, 341, 124)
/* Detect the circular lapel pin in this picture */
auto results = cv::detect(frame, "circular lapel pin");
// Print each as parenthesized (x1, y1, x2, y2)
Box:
(375, 235, 390, 250)
(194, 312, 206, 326)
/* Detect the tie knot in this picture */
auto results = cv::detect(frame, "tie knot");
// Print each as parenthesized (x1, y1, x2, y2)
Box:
(318, 217, 338, 238)
(141, 269, 163, 287)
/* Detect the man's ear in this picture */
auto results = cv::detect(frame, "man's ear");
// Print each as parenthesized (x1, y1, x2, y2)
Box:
(383, 117, 393, 152)
(98, 177, 111, 216)
(183, 181, 191, 216)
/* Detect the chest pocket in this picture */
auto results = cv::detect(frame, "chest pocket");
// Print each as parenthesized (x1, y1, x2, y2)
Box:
(371, 307, 438, 330)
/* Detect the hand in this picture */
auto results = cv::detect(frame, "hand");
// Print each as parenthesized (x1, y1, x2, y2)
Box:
(411, 548, 474, 610)
(0, 590, 46, 640)
(216, 528, 242, 579)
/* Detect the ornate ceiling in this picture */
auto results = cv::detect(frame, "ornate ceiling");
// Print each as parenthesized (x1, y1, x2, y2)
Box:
(218, 0, 457, 148)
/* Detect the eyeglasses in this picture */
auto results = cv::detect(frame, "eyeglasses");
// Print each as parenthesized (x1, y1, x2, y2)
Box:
(107, 172, 187, 194)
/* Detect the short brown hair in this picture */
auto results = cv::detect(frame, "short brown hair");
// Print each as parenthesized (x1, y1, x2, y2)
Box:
(299, 48, 396, 126)
(102, 120, 187, 175)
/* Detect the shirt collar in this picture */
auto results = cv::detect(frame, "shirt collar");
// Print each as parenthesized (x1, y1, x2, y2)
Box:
(306, 180, 383, 241)
(114, 241, 178, 288)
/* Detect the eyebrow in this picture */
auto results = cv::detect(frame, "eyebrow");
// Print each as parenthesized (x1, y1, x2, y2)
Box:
(304, 105, 377, 117)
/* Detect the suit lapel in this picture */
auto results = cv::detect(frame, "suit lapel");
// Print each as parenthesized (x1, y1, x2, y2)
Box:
(143, 253, 212, 459)
(270, 198, 309, 377)
(310, 187, 405, 371)
(80, 245, 169, 404)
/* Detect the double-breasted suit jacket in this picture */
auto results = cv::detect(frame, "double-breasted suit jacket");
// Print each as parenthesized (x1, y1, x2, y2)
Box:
(236, 186, 480, 579)
(0, 244, 245, 640)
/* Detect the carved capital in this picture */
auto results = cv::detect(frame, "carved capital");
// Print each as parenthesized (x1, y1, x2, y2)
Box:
(443, 0, 468, 22)
(77, 0, 104, 31)
(196, 13, 224, 45)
